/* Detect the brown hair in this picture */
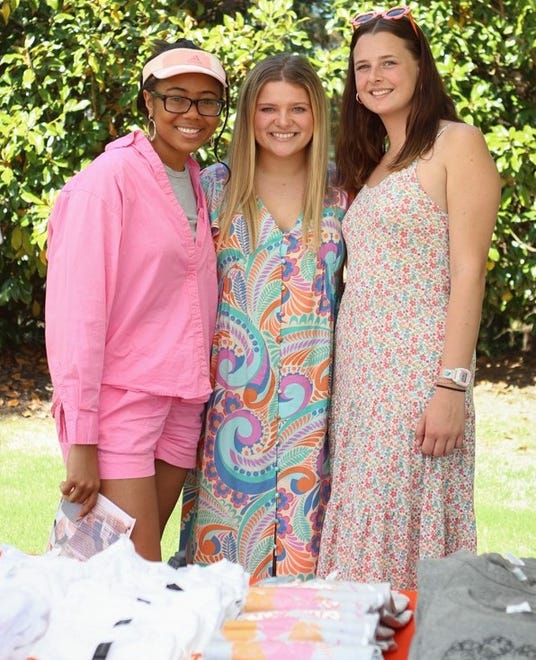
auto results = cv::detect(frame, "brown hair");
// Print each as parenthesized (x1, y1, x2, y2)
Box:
(336, 15, 461, 193)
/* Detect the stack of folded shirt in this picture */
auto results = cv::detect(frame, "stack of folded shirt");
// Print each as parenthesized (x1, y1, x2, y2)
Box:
(409, 550, 536, 659)
(0, 538, 249, 660)
(203, 577, 413, 659)
(1, 538, 416, 660)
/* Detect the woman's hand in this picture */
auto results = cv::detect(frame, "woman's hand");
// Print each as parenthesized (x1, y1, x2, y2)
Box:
(415, 388, 466, 457)
(60, 444, 100, 517)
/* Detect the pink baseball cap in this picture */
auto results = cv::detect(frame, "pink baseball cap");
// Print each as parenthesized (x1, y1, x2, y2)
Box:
(142, 48, 227, 87)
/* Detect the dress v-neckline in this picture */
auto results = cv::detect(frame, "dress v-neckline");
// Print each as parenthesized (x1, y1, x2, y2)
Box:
(258, 197, 303, 233)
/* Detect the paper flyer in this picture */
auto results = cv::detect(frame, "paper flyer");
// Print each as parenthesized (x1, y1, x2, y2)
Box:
(46, 493, 136, 561)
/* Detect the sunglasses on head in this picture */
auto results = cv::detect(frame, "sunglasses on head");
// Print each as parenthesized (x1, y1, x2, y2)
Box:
(351, 6, 419, 37)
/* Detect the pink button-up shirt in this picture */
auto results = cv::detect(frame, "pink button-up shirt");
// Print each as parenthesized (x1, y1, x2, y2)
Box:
(45, 130, 217, 445)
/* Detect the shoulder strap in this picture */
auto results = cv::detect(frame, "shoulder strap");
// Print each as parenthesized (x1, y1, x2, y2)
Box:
(436, 124, 449, 140)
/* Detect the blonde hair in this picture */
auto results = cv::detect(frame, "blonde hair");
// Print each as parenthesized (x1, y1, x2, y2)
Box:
(218, 54, 330, 249)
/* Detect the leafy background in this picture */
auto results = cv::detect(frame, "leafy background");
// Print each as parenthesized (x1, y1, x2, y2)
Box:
(0, 0, 534, 353)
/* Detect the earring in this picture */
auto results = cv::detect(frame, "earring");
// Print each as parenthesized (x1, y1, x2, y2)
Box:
(147, 116, 157, 142)
(355, 92, 363, 105)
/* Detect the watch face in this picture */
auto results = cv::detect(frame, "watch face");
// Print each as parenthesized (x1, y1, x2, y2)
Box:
(453, 369, 471, 386)
(443, 368, 472, 386)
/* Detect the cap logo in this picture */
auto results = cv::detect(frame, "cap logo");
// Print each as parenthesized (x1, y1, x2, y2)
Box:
(187, 54, 203, 64)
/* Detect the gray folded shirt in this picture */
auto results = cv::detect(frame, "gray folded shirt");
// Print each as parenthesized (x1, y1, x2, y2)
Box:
(409, 550, 536, 659)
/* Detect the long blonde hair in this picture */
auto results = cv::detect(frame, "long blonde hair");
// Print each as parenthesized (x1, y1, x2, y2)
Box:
(218, 54, 330, 249)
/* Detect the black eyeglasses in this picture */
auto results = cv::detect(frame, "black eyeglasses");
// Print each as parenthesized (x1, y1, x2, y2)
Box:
(151, 91, 225, 117)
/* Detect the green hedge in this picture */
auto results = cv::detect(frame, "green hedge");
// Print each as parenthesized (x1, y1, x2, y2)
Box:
(0, 0, 534, 352)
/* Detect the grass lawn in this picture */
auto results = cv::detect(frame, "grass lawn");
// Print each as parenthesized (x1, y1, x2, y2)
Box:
(0, 414, 182, 561)
(473, 382, 536, 556)
(1, 381, 535, 560)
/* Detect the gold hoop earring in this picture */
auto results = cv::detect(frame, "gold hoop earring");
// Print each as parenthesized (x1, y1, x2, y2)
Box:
(147, 116, 157, 142)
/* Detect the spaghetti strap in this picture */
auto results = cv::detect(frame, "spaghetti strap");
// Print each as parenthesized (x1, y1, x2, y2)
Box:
(436, 124, 449, 139)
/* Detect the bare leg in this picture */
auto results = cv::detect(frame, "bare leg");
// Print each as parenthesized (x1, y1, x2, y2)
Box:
(155, 459, 188, 538)
(100, 476, 161, 561)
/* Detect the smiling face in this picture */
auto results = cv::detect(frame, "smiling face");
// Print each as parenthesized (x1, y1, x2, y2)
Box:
(143, 72, 223, 170)
(353, 31, 419, 121)
(253, 80, 314, 161)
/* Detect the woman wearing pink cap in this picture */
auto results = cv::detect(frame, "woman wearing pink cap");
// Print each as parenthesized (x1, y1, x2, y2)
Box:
(45, 39, 228, 560)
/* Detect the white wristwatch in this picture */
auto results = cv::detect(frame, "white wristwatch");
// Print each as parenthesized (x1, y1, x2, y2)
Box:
(441, 368, 472, 387)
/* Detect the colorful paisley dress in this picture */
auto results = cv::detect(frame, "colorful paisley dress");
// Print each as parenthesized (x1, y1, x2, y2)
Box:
(181, 162, 346, 581)
(317, 160, 477, 590)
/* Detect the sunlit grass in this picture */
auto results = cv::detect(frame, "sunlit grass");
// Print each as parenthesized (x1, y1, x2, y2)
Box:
(0, 415, 181, 560)
(474, 383, 536, 556)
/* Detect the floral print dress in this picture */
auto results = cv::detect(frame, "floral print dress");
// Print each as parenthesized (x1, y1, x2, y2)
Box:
(317, 160, 477, 590)
(180, 163, 346, 581)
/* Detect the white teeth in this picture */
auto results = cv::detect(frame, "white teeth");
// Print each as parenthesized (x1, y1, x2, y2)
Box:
(272, 132, 295, 139)
(371, 90, 391, 97)
(177, 127, 201, 135)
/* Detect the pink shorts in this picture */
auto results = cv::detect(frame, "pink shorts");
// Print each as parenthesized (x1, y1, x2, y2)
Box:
(59, 386, 205, 479)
